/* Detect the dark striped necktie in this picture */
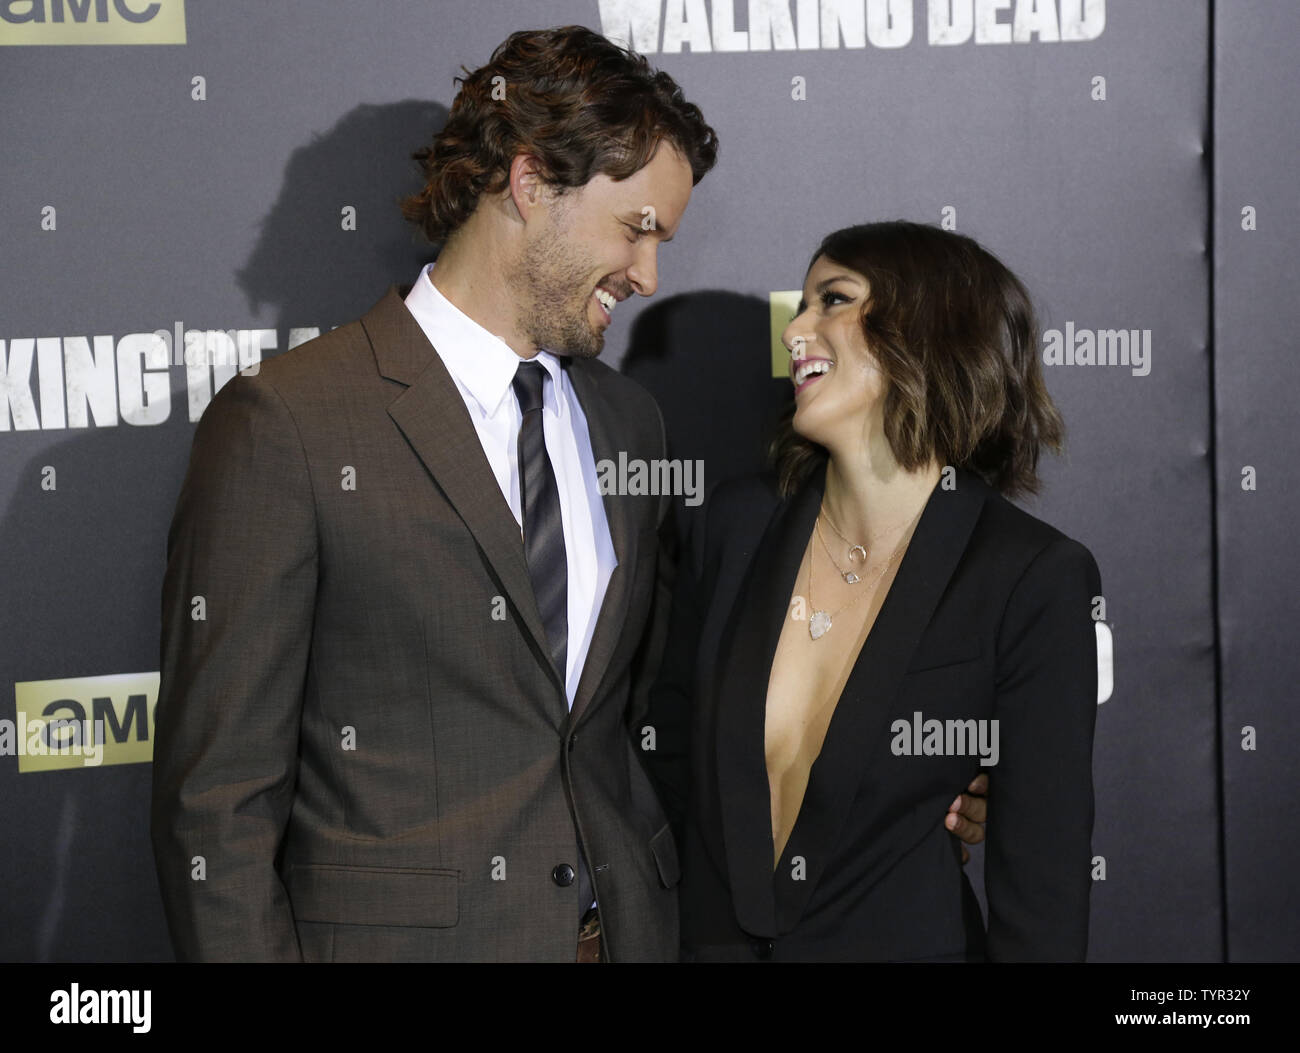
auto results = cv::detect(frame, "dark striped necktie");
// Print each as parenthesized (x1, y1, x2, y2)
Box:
(511, 360, 568, 684)
(514, 359, 595, 918)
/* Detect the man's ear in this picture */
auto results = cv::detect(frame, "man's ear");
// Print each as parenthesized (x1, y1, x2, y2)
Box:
(507, 153, 549, 220)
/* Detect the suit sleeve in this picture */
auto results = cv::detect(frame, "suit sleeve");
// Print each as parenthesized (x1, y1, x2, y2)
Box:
(627, 399, 678, 743)
(150, 372, 318, 962)
(984, 536, 1102, 962)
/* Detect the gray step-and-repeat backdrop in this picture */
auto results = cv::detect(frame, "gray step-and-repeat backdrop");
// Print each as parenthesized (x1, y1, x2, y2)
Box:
(1, 1, 1294, 962)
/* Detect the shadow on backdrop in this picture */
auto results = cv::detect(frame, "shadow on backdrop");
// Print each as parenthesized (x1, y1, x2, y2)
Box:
(237, 99, 449, 335)
(622, 288, 793, 542)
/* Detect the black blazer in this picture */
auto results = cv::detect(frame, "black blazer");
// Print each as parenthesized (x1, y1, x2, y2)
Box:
(645, 461, 1101, 962)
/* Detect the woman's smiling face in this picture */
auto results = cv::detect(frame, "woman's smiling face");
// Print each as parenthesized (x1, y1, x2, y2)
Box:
(783, 254, 887, 451)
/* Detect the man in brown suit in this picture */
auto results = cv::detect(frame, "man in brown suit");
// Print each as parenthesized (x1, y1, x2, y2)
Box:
(150, 26, 987, 962)
(150, 26, 718, 962)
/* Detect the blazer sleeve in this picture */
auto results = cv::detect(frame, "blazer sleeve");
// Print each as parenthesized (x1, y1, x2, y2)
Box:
(984, 535, 1102, 962)
(639, 500, 708, 840)
(150, 373, 318, 962)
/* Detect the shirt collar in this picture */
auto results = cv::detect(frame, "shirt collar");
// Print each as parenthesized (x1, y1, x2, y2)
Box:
(404, 261, 567, 419)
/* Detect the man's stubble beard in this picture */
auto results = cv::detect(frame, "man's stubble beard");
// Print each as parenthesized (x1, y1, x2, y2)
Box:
(506, 221, 605, 361)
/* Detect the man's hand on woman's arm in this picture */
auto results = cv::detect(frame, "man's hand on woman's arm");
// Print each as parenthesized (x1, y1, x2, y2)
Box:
(946, 773, 989, 864)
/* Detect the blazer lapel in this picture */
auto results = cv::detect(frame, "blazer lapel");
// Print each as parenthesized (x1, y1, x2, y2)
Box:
(714, 471, 822, 937)
(565, 359, 638, 727)
(363, 288, 567, 724)
(713, 461, 990, 937)
(774, 465, 988, 932)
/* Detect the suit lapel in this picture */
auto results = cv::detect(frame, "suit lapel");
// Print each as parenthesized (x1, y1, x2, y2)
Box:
(565, 359, 638, 727)
(715, 462, 990, 937)
(362, 288, 567, 725)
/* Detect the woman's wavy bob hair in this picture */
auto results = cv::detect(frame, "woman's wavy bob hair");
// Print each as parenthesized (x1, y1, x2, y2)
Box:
(771, 221, 1064, 499)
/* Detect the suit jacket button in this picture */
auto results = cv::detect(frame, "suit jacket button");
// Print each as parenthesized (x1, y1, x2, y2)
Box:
(552, 863, 576, 887)
(751, 939, 774, 960)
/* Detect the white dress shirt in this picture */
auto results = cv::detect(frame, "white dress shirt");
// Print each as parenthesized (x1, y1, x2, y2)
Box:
(404, 262, 617, 708)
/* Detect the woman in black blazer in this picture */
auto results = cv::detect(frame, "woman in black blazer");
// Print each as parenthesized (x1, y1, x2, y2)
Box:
(646, 221, 1101, 962)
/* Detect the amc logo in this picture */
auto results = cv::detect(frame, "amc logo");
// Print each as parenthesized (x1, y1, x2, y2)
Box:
(0, 0, 186, 45)
(8, 672, 158, 771)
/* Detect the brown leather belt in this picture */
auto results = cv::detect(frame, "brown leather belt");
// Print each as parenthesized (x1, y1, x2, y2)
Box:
(577, 907, 602, 963)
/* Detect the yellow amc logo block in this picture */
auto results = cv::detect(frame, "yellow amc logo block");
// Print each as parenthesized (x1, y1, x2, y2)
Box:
(770, 290, 800, 378)
(0, 0, 186, 46)
(6, 672, 159, 771)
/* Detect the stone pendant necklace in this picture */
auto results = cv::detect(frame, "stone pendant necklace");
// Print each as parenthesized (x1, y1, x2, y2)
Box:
(806, 514, 909, 641)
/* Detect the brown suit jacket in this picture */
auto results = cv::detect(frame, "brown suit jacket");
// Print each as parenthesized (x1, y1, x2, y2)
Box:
(150, 287, 680, 961)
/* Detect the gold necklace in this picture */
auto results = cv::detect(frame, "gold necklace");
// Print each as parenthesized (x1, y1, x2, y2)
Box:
(806, 528, 908, 640)
(816, 516, 865, 584)
(821, 504, 917, 568)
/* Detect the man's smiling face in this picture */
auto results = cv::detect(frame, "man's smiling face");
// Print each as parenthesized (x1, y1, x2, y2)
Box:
(507, 142, 694, 359)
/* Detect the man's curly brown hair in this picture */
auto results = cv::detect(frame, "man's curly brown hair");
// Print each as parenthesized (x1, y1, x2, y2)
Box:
(400, 26, 719, 243)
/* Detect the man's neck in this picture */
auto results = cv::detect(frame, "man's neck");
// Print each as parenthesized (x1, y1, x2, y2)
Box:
(427, 224, 534, 359)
